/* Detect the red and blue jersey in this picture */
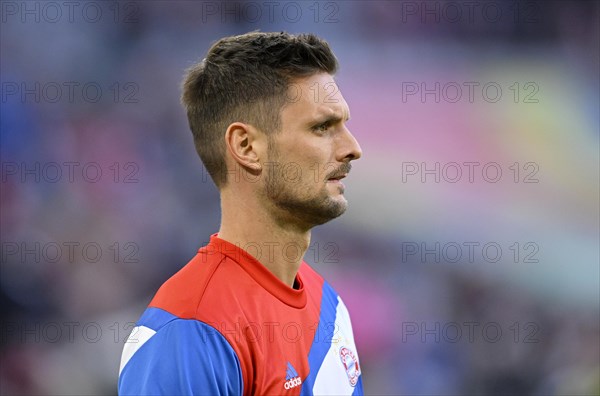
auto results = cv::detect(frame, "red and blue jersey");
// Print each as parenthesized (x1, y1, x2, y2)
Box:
(118, 234, 363, 395)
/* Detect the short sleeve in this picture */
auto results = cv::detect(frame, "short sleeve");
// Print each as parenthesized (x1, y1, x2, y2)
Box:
(118, 308, 243, 395)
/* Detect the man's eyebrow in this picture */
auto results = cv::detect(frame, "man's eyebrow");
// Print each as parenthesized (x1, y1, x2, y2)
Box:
(311, 111, 351, 124)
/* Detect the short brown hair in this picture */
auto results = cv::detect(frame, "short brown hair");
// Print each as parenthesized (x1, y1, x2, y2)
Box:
(181, 31, 338, 188)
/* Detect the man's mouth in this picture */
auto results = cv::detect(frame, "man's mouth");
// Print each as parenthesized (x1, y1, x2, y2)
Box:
(326, 163, 351, 185)
(327, 174, 347, 182)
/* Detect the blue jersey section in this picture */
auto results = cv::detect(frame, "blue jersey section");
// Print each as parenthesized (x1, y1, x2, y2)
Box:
(301, 282, 339, 395)
(299, 282, 364, 396)
(118, 308, 243, 395)
(352, 376, 364, 396)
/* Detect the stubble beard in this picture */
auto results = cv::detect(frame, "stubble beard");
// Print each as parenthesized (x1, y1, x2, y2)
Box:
(264, 147, 347, 229)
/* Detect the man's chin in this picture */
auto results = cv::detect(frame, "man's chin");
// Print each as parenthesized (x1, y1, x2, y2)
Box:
(310, 199, 348, 225)
(275, 198, 347, 228)
(326, 180, 346, 193)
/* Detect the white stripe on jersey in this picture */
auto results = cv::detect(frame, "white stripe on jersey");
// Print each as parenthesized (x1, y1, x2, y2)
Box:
(119, 325, 157, 375)
(312, 296, 360, 395)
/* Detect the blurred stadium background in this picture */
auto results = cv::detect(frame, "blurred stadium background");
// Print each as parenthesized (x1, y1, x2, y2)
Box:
(1, 1, 598, 395)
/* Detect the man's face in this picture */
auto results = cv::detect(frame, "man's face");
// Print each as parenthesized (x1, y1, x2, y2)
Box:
(261, 73, 362, 228)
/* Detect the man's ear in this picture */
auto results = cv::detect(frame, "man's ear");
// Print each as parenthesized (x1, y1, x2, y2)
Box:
(224, 122, 264, 172)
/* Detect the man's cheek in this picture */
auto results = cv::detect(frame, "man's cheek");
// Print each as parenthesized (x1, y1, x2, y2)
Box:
(281, 162, 303, 184)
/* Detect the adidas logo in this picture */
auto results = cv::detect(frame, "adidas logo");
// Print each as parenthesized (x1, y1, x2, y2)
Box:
(284, 361, 302, 390)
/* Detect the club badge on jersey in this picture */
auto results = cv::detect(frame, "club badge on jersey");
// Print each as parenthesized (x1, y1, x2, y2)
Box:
(340, 346, 361, 387)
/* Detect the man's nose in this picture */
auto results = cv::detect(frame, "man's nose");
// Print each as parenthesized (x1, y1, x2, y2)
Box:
(337, 127, 362, 162)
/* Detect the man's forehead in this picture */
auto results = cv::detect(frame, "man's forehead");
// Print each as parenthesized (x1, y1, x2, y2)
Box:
(298, 77, 349, 109)
(280, 73, 351, 123)
(314, 102, 350, 120)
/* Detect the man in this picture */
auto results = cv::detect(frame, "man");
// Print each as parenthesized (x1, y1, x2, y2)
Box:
(118, 31, 363, 395)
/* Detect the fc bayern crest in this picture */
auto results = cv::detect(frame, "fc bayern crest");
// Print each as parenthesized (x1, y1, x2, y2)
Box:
(339, 346, 360, 387)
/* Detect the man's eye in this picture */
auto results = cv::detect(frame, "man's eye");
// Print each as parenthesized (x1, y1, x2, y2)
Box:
(312, 122, 331, 132)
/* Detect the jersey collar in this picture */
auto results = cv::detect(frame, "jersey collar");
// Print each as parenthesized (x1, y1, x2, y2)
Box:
(204, 233, 308, 309)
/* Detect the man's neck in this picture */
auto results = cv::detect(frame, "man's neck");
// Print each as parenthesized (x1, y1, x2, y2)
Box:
(218, 193, 311, 288)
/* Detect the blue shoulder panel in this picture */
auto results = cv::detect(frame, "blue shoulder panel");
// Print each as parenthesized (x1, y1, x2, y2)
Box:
(119, 308, 243, 395)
